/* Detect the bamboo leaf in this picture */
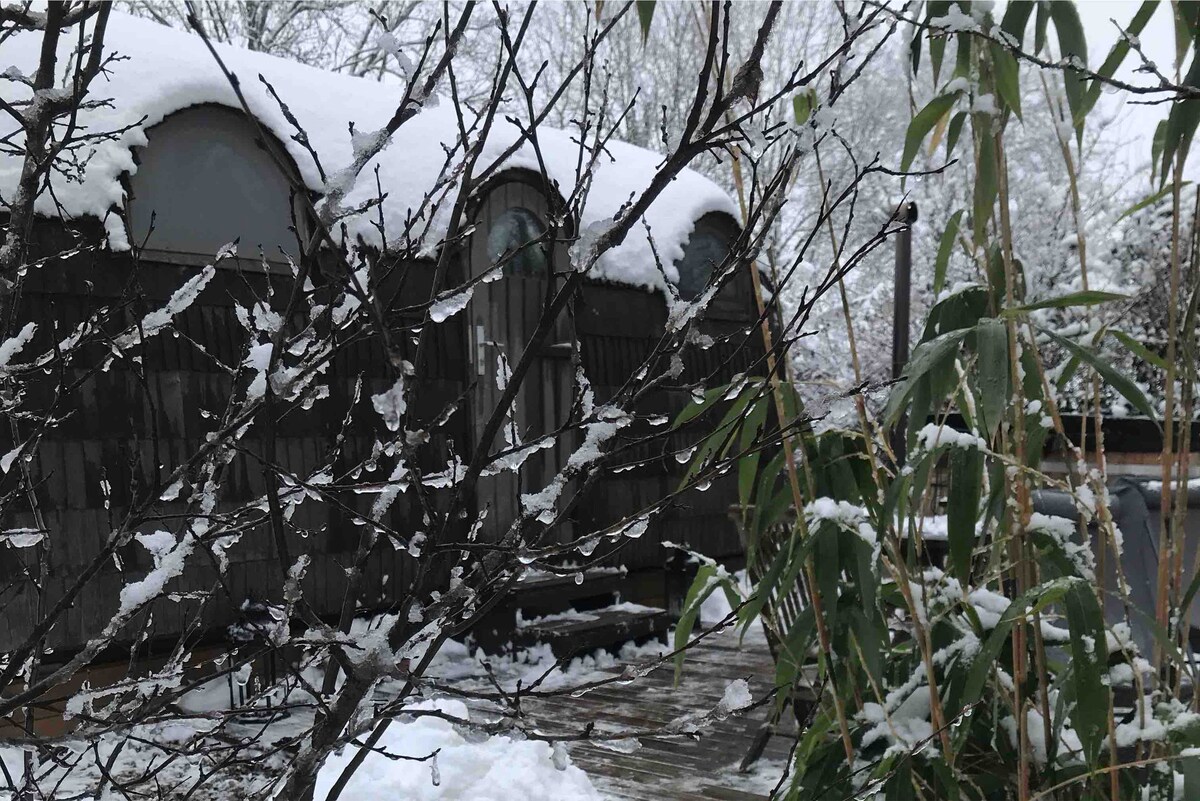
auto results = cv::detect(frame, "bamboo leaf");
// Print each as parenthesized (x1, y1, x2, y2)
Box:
(1082, 0, 1159, 116)
(946, 448, 983, 584)
(1000, 0, 1034, 45)
(1111, 330, 1169, 370)
(934, 211, 965, 296)
(974, 132, 997, 243)
(1152, 118, 1168, 182)
(673, 563, 717, 684)
(928, 105, 954, 157)
(1003, 290, 1127, 314)
(1159, 32, 1200, 181)
(1117, 181, 1188, 221)
(673, 383, 727, 427)
(975, 317, 1008, 435)
(1034, 1, 1049, 53)
(1050, 1, 1088, 139)
(989, 42, 1022, 119)
(946, 110, 968, 160)
(813, 522, 840, 642)
(737, 394, 769, 508)
(738, 537, 794, 639)
(883, 328, 971, 428)
(902, 93, 961, 172)
(951, 577, 1082, 749)
(1043, 328, 1159, 421)
(636, 0, 656, 43)
(926, 1, 952, 81)
(1175, 0, 1200, 70)
(1064, 581, 1110, 763)
(954, 26, 972, 78)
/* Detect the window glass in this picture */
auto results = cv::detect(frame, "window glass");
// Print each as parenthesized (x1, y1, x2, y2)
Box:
(676, 221, 731, 300)
(487, 207, 548, 275)
(128, 107, 299, 262)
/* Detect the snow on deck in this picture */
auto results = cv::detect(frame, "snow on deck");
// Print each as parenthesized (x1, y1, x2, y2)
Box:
(1, 12, 738, 291)
(469, 626, 799, 801)
(0, 626, 794, 800)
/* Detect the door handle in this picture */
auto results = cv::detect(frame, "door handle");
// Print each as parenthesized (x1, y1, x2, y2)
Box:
(475, 324, 486, 376)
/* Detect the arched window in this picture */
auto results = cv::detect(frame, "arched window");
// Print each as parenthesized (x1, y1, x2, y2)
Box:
(487, 207, 548, 275)
(126, 106, 301, 264)
(676, 215, 733, 300)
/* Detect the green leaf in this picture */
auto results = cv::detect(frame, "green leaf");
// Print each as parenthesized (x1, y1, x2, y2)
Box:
(902, 93, 961, 172)
(883, 328, 971, 428)
(954, 25, 972, 78)
(738, 540, 790, 639)
(737, 394, 769, 508)
(813, 522, 841, 639)
(1034, 1, 1050, 53)
(1117, 182, 1188, 221)
(946, 448, 983, 583)
(673, 382, 727, 428)
(1003, 290, 1127, 315)
(989, 42, 1022, 119)
(1112, 330, 1169, 370)
(1152, 119, 1168, 182)
(951, 578, 1082, 749)
(1000, 0, 1034, 45)
(678, 384, 760, 489)
(772, 605, 816, 712)
(933, 210, 964, 295)
(925, 1, 952, 81)
(1082, 1, 1159, 117)
(1050, 1, 1088, 140)
(1064, 581, 1110, 763)
(673, 563, 717, 684)
(1160, 33, 1200, 181)
(793, 89, 816, 126)
(636, 0, 656, 42)
(884, 756, 915, 800)
(975, 317, 1008, 435)
(1043, 328, 1159, 421)
(974, 131, 997, 243)
(946, 110, 968, 160)
(1175, 0, 1200, 71)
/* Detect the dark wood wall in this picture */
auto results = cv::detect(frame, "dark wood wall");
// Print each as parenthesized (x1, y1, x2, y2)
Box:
(0, 224, 465, 654)
(574, 267, 763, 572)
(1, 192, 762, 655)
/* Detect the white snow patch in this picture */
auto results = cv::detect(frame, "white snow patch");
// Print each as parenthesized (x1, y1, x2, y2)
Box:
(312, 698, 603, 800)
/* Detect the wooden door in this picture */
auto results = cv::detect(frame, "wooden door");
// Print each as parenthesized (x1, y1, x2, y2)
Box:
(468, 178, 574, 544)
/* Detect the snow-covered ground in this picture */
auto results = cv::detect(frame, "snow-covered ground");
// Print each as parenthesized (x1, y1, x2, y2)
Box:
(0, 635, 671, 801)
(312, 698, 601, 801)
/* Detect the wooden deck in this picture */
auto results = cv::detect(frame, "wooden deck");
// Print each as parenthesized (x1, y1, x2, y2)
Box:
(497, 628, 798, 800)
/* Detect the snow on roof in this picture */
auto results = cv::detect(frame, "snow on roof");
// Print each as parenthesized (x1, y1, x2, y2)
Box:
(0, 12, 739, 291)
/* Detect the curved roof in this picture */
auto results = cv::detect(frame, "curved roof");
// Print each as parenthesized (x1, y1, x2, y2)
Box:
(0, 12, 739, 291)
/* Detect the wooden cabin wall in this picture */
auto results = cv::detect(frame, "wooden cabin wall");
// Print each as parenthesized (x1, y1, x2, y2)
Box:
(0, 223, 464, 655)
(1, 208, 761, 654)
(573, 272, 764, 573)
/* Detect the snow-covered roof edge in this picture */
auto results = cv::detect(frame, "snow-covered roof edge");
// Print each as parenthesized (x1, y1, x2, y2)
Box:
(0, 12, 741, 293)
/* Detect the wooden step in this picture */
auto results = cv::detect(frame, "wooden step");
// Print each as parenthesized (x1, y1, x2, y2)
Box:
(513, 566, 626, 615)
(513, 603, 672, 658)
(472, 567, 631, 653)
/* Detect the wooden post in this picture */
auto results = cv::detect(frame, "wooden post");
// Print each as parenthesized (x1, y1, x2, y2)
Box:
(891, 200, 918, 465)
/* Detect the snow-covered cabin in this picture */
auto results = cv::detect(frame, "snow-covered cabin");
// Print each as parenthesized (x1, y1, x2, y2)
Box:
(0, 13, 761, 656)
